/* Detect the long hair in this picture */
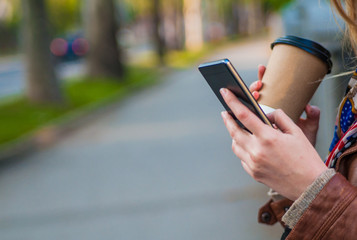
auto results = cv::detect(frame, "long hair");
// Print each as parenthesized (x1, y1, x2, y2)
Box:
(331, 0, 357, 53)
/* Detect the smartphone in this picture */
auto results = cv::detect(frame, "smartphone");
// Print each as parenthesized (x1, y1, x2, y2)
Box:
(198, 58, 272, 130)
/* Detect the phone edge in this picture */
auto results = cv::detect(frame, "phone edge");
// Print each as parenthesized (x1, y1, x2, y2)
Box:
(225, 60, 273, 128)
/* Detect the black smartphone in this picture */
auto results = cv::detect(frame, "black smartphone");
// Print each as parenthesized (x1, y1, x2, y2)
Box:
(198, 58, 272, 130)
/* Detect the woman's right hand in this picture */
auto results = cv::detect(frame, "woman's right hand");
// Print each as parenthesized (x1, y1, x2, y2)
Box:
(250, 65, 320, 146)
(220, 88, 327, 200)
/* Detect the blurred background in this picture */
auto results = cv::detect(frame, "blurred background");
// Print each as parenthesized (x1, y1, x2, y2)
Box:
(0, 0, 351, 239)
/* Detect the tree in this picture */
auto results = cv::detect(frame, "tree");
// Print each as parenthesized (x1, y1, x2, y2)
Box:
(166, 0, 184, 50)
(85, 0, 124, 79)
(151, 0, 166, 65)
(21, 0, 63, 104)
(183, 0, 203, 51)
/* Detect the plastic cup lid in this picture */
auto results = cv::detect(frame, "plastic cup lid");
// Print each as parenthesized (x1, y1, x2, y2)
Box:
(271, 36, 333, 74)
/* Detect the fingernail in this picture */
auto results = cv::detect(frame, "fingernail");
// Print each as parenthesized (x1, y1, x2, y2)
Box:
(220, 88, 227, 96)
(252, 91, 259, 99)
(256, 80, 262, 89)
(221, 111, 228, 119)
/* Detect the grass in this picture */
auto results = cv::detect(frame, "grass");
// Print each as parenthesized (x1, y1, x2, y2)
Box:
(131, 45, 214, 69)
(166, 48, 208, 69)
(130, 51, 203, 69)
(0, 66, 158, 146)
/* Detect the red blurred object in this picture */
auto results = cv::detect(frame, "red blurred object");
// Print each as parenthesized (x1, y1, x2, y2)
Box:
(72, 38, 89, 56)
(50, 38, 68, 57)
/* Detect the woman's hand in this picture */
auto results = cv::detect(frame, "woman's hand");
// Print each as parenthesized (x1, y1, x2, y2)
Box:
(249, 64, 265, 100)
(250, 65, 320, 146)
(220, 88, 327, 200)
(297, 105, 320, 146)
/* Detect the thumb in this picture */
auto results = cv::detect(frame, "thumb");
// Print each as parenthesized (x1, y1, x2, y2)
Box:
(267, 109, 296, 133)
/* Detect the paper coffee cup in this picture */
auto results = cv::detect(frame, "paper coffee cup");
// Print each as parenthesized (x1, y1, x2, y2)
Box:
(258, 36, 333, 123)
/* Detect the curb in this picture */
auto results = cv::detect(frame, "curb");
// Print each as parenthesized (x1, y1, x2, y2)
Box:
(0, 94, 128, 162)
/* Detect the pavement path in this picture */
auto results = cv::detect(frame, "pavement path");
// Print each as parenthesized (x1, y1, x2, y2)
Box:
(0, 37, 282, 240)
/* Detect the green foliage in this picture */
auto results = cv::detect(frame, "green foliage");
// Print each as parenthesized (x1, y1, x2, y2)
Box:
(0, 66, 158, 145)
(262, 0, 295, 12)
(167, 47, 209, 69)
(1, 0, 21, 26)
(121, 0, 183, 22)
(0, 0, 21, 54)
(207, 0, 295, 13)
(122, 0, 151, 16)
(46, 0, 81, 35)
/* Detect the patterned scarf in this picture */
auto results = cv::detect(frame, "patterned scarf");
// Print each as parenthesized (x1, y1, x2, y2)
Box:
(325, 69, 357, 168)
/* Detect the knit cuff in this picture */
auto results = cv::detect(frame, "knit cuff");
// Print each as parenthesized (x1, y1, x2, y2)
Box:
(282, 168, 336, 228)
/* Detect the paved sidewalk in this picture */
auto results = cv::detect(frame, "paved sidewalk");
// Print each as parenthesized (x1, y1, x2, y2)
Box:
(0, 37, 282, 240)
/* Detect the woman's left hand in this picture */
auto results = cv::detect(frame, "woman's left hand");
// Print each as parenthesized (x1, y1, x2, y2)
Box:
(220, 88, 327, 200)
(250, 65, 320, 146)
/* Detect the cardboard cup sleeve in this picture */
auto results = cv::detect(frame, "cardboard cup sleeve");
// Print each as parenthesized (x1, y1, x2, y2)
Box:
(258, 36, 333, 123)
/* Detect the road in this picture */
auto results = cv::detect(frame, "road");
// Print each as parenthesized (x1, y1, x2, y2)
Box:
(0, 38, 282, 240)
(0, 58, 84, 98)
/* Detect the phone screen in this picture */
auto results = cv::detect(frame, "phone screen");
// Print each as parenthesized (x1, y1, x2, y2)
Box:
(198, 59, 272, 130)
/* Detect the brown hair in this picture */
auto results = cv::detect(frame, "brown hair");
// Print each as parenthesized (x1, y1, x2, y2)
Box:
(331, 0, 357, 52)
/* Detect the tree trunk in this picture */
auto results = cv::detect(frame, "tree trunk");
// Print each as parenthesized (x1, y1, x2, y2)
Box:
(230, 2, 241, 36)
(21, 0, 63, 104)
(183, 0, 203, 51)
(246, 0, 264, 35)
(152, 0, 166, 65)
(173, 0, 184, 50)
(85, 0, 124, 79)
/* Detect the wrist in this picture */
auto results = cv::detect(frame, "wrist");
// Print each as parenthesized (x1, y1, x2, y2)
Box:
(294, 163, 328, 201)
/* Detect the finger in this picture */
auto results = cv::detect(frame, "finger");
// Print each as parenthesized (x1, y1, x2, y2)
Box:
(221, 111, 250, 146)
(258, 64, 266, 81)
(232, 140, 254, 174)
(241, 159, 254, 177)
(220, 88, 266, 135)
(249, 81, 256, 92)
(305, 105, 320, 121)
(267, 109, 296, 134)
(252, 91, 260, 100)
(249, 80, 263, 93)
(232, 139, 251, 160)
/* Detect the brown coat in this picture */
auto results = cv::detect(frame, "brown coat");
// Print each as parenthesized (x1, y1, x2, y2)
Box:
(258, 142, 357, 239)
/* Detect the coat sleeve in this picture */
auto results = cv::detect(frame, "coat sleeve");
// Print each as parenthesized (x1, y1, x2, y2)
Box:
(282, 169, 336, 228)
(285, 146, 357, 239)
(258, 169, 336, 228)
(286, 173, 357, 240)
(258, 144, 357, 237)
